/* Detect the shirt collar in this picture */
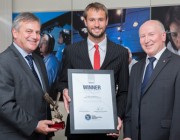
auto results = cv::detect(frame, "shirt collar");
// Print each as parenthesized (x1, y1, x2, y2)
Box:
(13, 42, 32, 58)
(87, 36, 107, 52)
(146, 47, 166, 62)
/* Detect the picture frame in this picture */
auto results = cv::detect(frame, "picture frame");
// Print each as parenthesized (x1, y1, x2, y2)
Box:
(68, 69, 118, 134)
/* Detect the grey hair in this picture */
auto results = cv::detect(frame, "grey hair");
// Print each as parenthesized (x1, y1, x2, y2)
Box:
(156, 20, 165, 32)
(12, 12, 40, 31)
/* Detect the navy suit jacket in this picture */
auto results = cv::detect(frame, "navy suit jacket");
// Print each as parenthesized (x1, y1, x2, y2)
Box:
(0, 44, 49, 140)
(124, 49, 180, 140)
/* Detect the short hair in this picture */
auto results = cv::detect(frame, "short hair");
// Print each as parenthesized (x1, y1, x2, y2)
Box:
(12, 12, 40, 31)
(83, 2, 108, 20)
(156, 20, 165, 32)
(165, 6, 180, 30)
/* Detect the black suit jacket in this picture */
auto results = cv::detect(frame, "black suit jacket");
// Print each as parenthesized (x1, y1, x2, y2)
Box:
(0, 44, 49, 140)
(124, 49, 180, 140)
(58, 39, 129, 136)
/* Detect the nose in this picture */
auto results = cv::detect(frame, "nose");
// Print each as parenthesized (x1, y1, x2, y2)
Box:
(94, 20, 100, 27)
(32, 31, 40, 39)
(145, 36, 149, 43)
(32, 32, 37, 38)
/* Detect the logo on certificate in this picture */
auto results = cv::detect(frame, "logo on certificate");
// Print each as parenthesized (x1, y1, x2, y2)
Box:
(85, 114, 91, 120)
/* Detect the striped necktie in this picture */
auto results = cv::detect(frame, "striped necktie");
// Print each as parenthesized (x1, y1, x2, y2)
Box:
(25, 55, 41, 86)
(141, 57, 156, 94)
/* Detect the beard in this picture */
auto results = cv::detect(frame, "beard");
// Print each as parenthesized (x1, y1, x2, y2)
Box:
(87, 27, 106, 39)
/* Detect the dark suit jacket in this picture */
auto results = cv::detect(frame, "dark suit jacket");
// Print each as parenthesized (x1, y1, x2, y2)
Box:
(124, 49, 180, 140)
(58, 39, 129, 136)
(0, 44, 49, 140)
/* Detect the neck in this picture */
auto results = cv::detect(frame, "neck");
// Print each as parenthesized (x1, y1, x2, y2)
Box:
(88, 35, 105, 44)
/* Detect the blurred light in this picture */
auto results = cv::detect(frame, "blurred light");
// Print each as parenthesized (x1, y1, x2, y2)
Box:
(116, 9, 122, 16)
(117, 27, 121, 31)
(133, 21, 138, 27)
(81, 28, 87, 33)
(63, 29, 70, 34)
(118, 37, 121, 40)
(80, 16, 84, 21)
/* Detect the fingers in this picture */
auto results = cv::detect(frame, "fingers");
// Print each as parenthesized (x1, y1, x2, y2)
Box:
(35, 120, 58, 135)
(107, 132, 120, 138)
(117, 117, 122, 130)
(107, 117, 122, 138)
(63, 88, 71, 113)
(63, 88, 71, 102)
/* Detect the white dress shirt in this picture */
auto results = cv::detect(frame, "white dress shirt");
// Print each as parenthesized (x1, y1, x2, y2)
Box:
(87, 37, 107, 68)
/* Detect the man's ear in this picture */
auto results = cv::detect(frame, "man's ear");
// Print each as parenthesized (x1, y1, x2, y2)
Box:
(162, 31, 166, 42)
(12, 28, 18, 39)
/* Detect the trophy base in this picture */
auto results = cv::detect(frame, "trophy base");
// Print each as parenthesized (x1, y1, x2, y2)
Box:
(50, 121, 65, 130)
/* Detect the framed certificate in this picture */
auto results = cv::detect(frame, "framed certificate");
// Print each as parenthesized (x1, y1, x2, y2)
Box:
(68, 69, 118, 134)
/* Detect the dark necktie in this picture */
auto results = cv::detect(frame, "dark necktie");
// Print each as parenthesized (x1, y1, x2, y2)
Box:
(141, 57, 156, 94)
(94, 44, 100, 70)
(25, 55, 41, 86)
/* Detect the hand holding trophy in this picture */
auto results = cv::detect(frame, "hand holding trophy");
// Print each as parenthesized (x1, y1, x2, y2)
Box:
(44, 92, 65, 130)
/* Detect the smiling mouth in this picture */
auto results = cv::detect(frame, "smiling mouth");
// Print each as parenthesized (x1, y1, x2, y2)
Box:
(93, 29, 101, 33)
(29, 41, 38, 46)
(145, 43, 153, 47)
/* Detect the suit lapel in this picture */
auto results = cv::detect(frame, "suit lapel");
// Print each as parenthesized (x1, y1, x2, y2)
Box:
(32, 54, 47, 92)
(101, 40, 114, 69)
(137, 59, 146, 102)
(10, 45, 44, 92)
(142, 49, 171, 95)
(79, 40, 93, 69)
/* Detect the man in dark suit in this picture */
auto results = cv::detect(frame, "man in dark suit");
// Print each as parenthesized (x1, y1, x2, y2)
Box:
(0, 12, 58, 140)
(57, 2, 129, 140)
(123, 20, 180, 140)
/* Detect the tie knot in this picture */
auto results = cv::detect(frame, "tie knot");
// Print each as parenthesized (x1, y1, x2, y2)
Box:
(25, 55, 34, 65)
(148, 57, 156, 63)
(25, 55, 33, 60)
(94, 44, 99, 50)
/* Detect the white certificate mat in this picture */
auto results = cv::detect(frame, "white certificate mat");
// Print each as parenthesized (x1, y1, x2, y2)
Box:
(68, 69, 117, 134)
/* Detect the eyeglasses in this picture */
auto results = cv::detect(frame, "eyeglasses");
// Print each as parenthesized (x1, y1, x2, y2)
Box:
(166, 31, 180, 38)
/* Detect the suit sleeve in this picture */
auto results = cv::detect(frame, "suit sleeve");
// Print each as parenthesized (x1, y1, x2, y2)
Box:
(57, 45, 71, 92)
(0, 61, 38, 136)
(116, 49, 129, 120)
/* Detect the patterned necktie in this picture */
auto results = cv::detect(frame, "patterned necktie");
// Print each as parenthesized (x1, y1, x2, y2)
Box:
(94, 44, 100, 70)
(25, 55, 41, 86)
(141, 57, 156, 94)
